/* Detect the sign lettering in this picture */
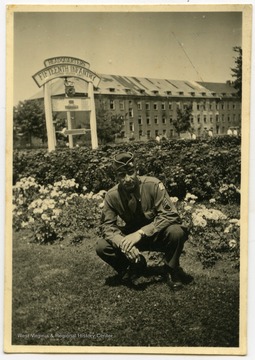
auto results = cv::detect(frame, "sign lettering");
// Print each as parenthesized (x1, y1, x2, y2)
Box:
(52, 98, 91, 112)
(33, 65, 100, 88)
(44, 57, 90, 69)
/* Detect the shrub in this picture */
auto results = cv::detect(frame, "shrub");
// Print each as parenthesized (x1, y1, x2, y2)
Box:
(13, 176, 105, 243)
(13, 137, 241, 203)
(176, 195, 240, 268)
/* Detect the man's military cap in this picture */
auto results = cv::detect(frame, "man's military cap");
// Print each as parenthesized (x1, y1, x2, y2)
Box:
(113, 152, 135, 172)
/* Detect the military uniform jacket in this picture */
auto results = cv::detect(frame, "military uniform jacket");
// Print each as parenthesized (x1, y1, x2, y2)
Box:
(101, 176, 182, 248)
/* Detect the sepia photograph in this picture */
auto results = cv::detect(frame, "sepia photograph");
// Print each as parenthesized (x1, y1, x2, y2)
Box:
(4, 4, 252, 355)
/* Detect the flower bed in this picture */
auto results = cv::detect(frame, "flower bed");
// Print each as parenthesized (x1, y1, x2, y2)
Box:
(13, 176, 240, 269)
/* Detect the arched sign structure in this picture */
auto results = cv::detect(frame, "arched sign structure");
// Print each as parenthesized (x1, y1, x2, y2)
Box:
(32, 57, 101, 151)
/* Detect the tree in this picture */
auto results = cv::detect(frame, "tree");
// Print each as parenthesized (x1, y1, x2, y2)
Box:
(173, 105, 193, 137)
(96, 103, 124, 144)
(231, 46, 242, 98)
(13, 100, 47, 145)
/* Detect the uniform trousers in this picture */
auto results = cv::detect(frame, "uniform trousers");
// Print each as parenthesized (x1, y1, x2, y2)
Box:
(96, 224, 188, 274)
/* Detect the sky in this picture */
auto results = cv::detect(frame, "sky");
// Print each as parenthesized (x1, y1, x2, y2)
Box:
(13, 10, 242, 105)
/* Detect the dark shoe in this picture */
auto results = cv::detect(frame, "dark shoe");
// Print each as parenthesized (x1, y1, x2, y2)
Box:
(166, 272, 183, 291)
(174, 267, 194, 284)
(121, 254, 147, 284)
(167, 267, 194, 290)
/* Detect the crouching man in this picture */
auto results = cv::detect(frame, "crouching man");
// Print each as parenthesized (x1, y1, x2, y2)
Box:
(96, 152, 193, 290)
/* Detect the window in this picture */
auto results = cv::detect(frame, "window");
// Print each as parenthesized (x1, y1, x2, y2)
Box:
(146, 117, 151, 125)
(129, 109, 133, 118)
(204, 116, 207, 123)
(169, 102, 173, 110)
(137, 102, 142, 110)
(166, 91, 172, 96)
(197, 104, 200, 110)
(129, 123, 134, 132)
(163, 129, 167, 137)
(140, 89, 145, 95)
(221, 103, 225, 110)
(139, 130, 143, 137)
(216, 115, 219, 122)
(154, 102, 158, 110)
(179, 91, 184, 96)
(233, 103, 236, 109)
(170, 129, 174, 138)
(155, 130, 159, 137)
(110, 100, 115, 110)
(209, 103, 213, 110)
(222, 114, 225, 122)
(169, 117, 173, 124)
(210, 116, 213, 123)
(138, 115, 143, 125)
(147, 130, 151, 138)
(146, 102, 150, 110)
(228, 115, 230, 122)
(153, 90, 159, 95)
(197, 116, 200, 123)
(190, 116, 194, 123)
(119, 100, 124, 110)
(109, 88, 115, 92)
(162, 117, 166, 124)
(154, 115, 158, 124)
(161, 102, 166, 110)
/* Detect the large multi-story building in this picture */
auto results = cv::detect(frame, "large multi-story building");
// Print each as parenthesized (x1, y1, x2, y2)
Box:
(31, 74, 241, 142)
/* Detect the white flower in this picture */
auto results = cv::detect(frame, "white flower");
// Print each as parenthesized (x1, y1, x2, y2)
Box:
(209, 198, 216, 204)
(229, 239, 237, 249)
(170, 196, 179, 203)
(41, 213, 49, 221)
(21, 221, 28, 228)
(28, 216, 35, 223)
(184, 205, 192, 212)
(229, 219, 240, 226)
(33, 208, 43, 214)
(224, 225, 233, 233)
(185, 193, 198, 203)
(192, 214, 207, 227)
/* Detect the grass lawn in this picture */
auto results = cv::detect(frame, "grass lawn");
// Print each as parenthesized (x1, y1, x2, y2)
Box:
(12, 229, 240, 348)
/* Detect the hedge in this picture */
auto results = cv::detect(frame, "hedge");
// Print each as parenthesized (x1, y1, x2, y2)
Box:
(13, 136, 241, 203)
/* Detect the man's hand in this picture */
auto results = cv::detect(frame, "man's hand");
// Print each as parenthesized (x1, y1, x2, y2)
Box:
(122, 246, 141, 262)
(121, 231, 142, 253)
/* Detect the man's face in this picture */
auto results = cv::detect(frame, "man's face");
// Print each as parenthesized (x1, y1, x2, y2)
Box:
(116, 167, 138, 192)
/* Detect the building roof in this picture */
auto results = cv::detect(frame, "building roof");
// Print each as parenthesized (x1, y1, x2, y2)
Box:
(29, 74, 237, 100)
(197, 81, 238, 96)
